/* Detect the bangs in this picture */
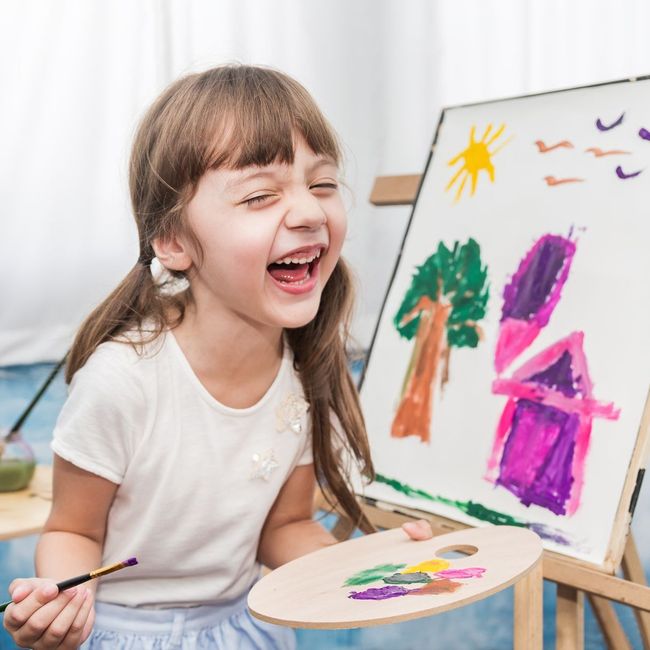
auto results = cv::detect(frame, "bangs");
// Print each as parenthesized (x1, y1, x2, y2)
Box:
(203, 66, 341, 171)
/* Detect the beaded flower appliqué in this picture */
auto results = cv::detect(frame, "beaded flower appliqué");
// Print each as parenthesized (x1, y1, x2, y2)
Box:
(250, 449, 280, 481)
(275, 393, 309, 434)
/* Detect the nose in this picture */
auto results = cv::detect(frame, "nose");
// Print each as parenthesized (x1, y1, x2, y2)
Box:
(284, 190, 327, 230)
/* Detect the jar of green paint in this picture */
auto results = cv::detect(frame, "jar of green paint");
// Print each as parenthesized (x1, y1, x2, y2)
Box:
(0, 433, 36, 492)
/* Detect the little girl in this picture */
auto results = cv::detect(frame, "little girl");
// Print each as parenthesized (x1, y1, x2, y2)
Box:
(4, 64, 431, 649)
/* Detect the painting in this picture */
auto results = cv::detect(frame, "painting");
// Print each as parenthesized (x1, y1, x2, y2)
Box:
(344, 559, 486, 601)
(359, 77, 650, 568)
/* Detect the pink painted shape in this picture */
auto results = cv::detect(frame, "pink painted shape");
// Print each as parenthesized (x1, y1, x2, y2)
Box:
(511, 332, 590, 394)
(495, 235, 576, 373)
(492, 379, 619, 419)
(495, 319, 541, 375)
(485, 398, 517, 483)
(489, 331, 620, 515)
(435, 567, 486, 579)
(566, 418, 594, 515)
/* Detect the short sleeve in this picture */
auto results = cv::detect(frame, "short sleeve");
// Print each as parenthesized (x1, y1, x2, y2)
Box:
(296, 428, 313, 466)
(51, 344, 145, 484)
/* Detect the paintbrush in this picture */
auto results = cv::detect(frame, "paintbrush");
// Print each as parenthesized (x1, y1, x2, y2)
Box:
(0, 557, 138, 613)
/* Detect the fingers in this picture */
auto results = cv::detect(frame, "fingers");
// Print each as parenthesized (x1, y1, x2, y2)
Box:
(4, 584, 80, 648)
(9, 580, 37, 604)
(402, 519, 434, 541)
(4, 583, 59, 632)
(44, 588, 93, 648)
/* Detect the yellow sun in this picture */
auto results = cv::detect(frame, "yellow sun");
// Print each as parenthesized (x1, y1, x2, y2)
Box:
(445, 124, 511, 202)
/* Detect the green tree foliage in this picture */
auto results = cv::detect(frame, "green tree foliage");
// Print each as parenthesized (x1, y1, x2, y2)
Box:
(394, 238, 489, 347)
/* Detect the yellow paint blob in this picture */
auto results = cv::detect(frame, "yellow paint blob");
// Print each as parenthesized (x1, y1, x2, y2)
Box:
(445, 124, 512, 202)
(402, 558, 450, 574)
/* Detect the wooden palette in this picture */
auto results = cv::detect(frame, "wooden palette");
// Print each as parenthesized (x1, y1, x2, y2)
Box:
(248, 525, 542, 629)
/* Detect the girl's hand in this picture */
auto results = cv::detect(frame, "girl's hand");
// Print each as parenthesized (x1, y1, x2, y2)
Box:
(3, 578, 95, 649)
(402, 519, 434, 540)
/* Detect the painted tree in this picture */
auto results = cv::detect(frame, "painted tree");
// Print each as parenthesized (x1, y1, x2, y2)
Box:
(392, 238, 489, 443)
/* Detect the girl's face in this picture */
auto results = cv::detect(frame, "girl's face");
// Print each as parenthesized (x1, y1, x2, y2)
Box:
(179, 135, 347, 331)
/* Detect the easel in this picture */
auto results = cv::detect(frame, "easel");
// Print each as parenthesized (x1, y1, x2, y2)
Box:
(323, 173, 650, 649)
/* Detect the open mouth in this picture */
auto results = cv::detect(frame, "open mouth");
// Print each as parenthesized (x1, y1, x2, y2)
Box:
(266, 247, 323, 287)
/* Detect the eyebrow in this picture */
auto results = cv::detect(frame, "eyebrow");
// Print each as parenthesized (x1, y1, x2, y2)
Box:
(225, 156, 337, 191)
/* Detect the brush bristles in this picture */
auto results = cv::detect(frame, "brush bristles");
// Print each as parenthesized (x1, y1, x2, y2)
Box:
(90, 558, 139, 579)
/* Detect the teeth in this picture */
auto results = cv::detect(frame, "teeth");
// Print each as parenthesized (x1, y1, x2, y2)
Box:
(275, 249, 321, 265)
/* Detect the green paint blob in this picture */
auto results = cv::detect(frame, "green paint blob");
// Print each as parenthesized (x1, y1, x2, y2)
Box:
(344, 563, 407, 587)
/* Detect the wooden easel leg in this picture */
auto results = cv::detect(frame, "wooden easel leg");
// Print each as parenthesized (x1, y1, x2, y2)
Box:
(621, 533, 650, 649)
(588, 594, 632, 649)
(556, 585, 584, 650)
(514, 558, 543, 650)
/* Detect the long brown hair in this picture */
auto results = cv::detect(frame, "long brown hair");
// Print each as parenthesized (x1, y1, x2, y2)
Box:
(66, 64, 375, 532)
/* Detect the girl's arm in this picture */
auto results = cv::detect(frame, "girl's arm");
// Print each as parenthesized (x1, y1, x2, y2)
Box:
(257, 463, 335, 570)
(3, 454, 118, 649)
(257, 464, 433, 570)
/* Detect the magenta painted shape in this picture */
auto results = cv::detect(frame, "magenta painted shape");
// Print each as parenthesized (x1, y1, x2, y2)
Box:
(435, 567, 486, 579)
(495, 234, 576, 373)
(489, 332, 620, 516)
(497, 399, 579, 514)
(348, 585, 409, 600)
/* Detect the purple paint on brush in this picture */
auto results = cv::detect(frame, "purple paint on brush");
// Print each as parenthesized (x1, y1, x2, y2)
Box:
(125, 557, 138, 566)
(348, 585, 409, 600)
(640, 127, 650, 141)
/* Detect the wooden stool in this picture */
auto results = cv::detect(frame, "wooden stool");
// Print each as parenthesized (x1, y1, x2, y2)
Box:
(248, 525, 543, 649)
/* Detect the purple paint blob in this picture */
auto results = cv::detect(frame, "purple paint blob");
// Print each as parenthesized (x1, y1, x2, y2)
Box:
(526, 350, 578, 397)
(501, 236, 575, 322)
(497, 399, 578, 515)
(528, 523, 572, 546)
(639, 127, 650, 141)
(616, 165, 643, 179)
(596, 112, 624, 131)
(348, 585, 409, 600)
(495, 235, 576, 373)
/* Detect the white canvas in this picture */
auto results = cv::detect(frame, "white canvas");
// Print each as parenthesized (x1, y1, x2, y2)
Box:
(359, 78, 650, 567)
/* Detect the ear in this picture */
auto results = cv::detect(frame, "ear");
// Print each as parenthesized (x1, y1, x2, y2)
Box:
(152, 235, 193, 272)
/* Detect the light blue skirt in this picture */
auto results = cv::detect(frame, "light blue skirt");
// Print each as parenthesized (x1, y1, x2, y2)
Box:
(81, 593, 296, 650)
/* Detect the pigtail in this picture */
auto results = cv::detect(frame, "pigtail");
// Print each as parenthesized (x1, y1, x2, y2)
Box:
(65, 261, 187, 383)
(288, 259, 376, 534)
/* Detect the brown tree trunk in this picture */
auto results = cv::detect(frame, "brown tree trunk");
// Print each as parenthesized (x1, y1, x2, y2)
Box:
(391, 300, 451, 443)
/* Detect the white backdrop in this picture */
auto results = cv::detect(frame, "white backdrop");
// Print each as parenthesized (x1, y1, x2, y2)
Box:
(2, 0, 650, 365)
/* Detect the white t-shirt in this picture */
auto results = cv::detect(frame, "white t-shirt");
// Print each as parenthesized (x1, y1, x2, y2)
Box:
(51, 330, 313, 608)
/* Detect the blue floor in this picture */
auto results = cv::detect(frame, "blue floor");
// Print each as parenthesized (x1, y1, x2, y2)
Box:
(1, 362, 648, 648)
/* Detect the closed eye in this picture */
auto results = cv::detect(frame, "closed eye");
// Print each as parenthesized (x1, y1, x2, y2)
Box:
(311, 182, 338, 191)
(243, 194, 274, 206)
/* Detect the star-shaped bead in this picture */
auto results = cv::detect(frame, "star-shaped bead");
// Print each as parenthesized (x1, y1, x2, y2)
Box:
(275, 393, 309, 434)
(250, 449, 279, 481)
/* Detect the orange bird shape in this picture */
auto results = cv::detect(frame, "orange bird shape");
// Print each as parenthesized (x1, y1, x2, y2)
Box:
(544, 176, 584, 186)
(585, 147, 630, 157)
(535, 140, 574, 153)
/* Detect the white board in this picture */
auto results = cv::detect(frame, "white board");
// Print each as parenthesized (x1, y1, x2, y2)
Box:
(359, 77, 650, 569)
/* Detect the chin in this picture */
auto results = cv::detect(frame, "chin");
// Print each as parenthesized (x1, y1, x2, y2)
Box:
(274, 302, 321, 330)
